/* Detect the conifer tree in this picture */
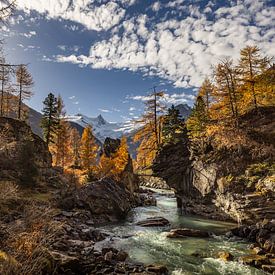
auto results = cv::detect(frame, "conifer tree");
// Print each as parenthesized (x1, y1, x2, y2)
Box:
(51, 122, 71, 167)
(41, 93, 59, 145)
(80, 126, 98, 179)
(213, 58, 240, 125)
(134, 89, 165, 168)
(0, 57, 10, 116)
(162, 105, 185, 144)
(98, 137, 129, 180)
(16, 65, 34, 120)
(238, 46, 270, 109)
(198, 78, 213, 112)
(186, 96, 208, 139)
(70, 128, 81, 167)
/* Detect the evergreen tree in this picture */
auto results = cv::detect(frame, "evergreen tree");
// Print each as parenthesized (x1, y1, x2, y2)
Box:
(162, 105, 185, 144)
(41, 93, 59, 145)
(16, 65, 34, 120)
(80, 126, 98, 179)
(186, 96, 208, 139)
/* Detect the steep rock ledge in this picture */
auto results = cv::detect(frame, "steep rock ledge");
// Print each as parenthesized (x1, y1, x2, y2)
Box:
(153, 107, 275, 223)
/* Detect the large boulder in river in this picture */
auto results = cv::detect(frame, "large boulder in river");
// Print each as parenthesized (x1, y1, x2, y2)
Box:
(167, 228, 209, 238)
(0, 117, 52, 184)
(76, 179, 138, 219)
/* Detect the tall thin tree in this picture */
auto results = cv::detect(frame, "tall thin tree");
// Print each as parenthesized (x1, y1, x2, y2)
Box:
(16, 64, 34, 120)
(41, 93, 59, 145)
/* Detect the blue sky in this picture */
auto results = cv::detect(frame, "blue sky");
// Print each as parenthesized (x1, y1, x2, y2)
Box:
(1, 0, 274, 122)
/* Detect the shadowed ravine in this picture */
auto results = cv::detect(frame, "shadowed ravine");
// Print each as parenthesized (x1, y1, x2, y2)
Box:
(97, 189, 266, 275)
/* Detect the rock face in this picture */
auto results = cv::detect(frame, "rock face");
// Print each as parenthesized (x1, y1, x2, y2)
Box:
(152, 140, 200, 207)
(136, 217, 170, 227)
(0, 117, 52, 184)
(102, 137, 139, 194)
(231, 220, 275, 254)
(167, 228, 209, 238)
(153, 107, 275, 223)
(78, 179, 137, 219)
(139, 176, 170, 190)
(60, 179, 138, 221)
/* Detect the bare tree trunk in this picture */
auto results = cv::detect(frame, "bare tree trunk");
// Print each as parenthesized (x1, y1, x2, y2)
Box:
(0, 67, 4, 116)
(18, 80, 22, 119)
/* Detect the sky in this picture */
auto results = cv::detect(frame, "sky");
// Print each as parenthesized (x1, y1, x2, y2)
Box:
(1, 0, 274, 122)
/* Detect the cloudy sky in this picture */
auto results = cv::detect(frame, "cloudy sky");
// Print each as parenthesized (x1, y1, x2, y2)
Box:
(1, 0, 274, 122)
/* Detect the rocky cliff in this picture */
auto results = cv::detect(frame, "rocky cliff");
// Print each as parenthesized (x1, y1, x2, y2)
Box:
(0, 117, 52, 185)
(102, 137, 140, 194)
(153, 107, 275, 223)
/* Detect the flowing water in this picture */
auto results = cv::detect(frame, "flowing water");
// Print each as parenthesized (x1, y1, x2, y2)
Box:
(98, 189, 266, 275)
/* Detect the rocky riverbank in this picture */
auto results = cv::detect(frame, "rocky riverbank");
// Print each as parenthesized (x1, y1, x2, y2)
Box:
(0, 117, 167, 274)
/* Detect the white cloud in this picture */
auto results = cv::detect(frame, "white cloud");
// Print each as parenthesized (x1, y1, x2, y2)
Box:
(151, 2, 161, 12)
(58, 45, 80, 52)
(69, 95, 76, 99)
(128, 92, 194, 105)
(58, 45, 66, 51)
(16, 0, 126, 31)
(98, 108, 112, 113)
(52, 0, 274, 88)
(21, 30, 36, 38)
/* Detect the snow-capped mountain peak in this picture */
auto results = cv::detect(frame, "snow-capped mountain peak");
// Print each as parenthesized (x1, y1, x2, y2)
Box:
(66, 113, 131, 143)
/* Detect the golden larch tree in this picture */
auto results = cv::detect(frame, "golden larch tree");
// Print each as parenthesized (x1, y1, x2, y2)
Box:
(80, 126, 98, 178)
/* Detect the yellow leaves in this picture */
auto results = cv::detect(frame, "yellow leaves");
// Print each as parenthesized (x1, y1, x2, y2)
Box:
(80, 126, 98, 173)
(98, 136, 129, 181)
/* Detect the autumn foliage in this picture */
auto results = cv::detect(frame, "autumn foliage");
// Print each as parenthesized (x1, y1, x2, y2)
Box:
(187, 45, 274, 150)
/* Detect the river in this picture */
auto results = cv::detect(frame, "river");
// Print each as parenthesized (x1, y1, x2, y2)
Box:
(98, 189, 266, 275)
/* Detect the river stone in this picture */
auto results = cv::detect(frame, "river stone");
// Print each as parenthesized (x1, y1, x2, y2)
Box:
(217, 251, 234, 261)
(146, 264, 169, 274)
(136, 217, 170, 227)
(167, 228, 209, 238)
(238, 255, 270, 267)
(262, 265, 275, 273)
(116, 251, 128, 261)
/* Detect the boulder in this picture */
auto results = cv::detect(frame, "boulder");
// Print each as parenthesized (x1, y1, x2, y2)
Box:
(136, 217, 170, 227)
(0, 117, 52, 184)
(238, 254, 270, 268)
(76, 179, 137, 219)
(167, 228, 209, 238)
(217, 251, 234, 262)
(146, 264, 169, 274)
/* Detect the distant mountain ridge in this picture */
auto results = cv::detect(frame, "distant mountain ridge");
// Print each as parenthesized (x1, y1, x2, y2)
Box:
(27, 103, 192, 144)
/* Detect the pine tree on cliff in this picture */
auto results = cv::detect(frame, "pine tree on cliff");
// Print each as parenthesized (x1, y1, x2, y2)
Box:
(162, 105, 185, 144)
(80, 126, 98, 179)
(16, 65, 34, 120)
(198, 78, 214, 113)
(238, 45, 270, 110)
(186, 96, 208, 139)
(213, 58, 240, 126)
(41, 93, 59, 145)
